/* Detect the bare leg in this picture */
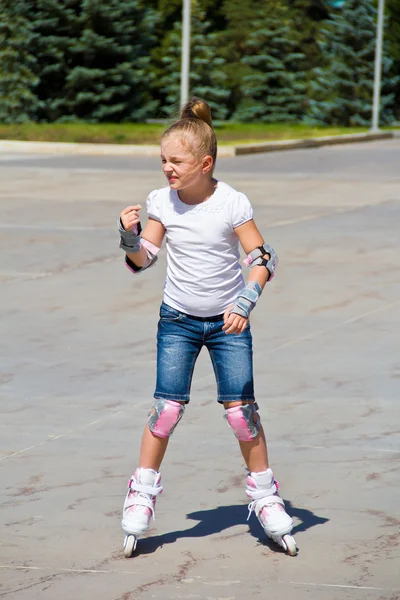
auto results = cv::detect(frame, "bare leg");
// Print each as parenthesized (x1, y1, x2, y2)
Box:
(138, 424, 169, 471)
(239, 425, 269, 472)
(138, 400, 186, 471)
(224, 401, 269, 472)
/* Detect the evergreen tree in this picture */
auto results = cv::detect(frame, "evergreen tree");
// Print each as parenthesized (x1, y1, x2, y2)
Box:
(233, 2, 308, 122)
(386, 0, 400, 119)
(158, 4, 229, 119)
(0, 0, 39, 123)
(25, 0, 81, 122)
(306, 0, 398, 126)
(218, 0, 259, 117)
(287, 0, 329, 89)
(63, 0, 159, 122)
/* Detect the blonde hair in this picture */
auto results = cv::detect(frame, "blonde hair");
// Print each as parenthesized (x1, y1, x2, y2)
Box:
(162, 97, 217, 168)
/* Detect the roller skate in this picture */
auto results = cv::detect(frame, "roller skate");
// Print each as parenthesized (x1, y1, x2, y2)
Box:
(246, 468, 298, 556)
(121, 467, 163, 557)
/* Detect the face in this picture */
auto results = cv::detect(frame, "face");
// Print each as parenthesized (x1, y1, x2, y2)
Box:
(160, 135, 211, 191)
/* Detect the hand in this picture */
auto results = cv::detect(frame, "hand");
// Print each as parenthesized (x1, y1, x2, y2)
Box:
(120, 205, 142, 231)
(222, 304, 248, 335)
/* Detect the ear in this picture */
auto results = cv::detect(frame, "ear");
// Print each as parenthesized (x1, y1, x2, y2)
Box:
(202, 155, 214, 174)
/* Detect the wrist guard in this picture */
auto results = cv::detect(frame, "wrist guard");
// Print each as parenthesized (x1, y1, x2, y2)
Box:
(118, 219, 142, 253)
(230, 281, 262, 318)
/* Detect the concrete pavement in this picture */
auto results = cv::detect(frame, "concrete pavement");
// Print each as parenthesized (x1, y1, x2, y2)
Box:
(0, 139, 399, 599)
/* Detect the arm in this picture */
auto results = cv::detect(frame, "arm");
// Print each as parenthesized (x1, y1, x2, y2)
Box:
(223, 219, 276, 334)
(125, 218, 166, 268)
(234, 219, 272, 290)
(119, 205, 166, 270)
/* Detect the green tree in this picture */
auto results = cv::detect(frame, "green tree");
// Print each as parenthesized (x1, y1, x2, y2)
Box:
(217, 0, 259, 117)
(306, 0, 398, 125)
(386, 0, 400, 118)
(287, 0, 329, 89)
(233, 3, 308, 122)
(63, 0, 159, 122)
(0, 0, 39, 123)
(158, 4, 229, 119)
(25, 0, 81, 122)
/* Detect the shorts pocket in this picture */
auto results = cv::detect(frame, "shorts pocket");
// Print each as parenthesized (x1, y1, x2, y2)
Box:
(159, 303, 183, 322)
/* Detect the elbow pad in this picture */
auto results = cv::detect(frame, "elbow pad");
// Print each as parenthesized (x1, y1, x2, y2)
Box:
(243, 244, 278, 281)
(125, 238, 160, 275)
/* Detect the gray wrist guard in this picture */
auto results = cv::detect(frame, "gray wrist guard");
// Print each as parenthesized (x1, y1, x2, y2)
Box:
(118, 219, 142, 253)
(230, 281, 262, 318)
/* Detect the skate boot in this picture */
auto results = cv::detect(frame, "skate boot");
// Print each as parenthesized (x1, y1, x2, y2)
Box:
(246, 468, 297, 556)
(121, 467, 163, 557)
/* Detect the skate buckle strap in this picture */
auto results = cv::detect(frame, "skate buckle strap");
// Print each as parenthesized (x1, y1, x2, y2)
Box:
(128, 479, 163, 496)
(247, 494, 285, 521)
(245, 481, 278, 501)
(126, 496, 158, 520)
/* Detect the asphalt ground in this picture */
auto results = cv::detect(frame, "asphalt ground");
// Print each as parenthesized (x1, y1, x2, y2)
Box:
(0, 139, 399, 599)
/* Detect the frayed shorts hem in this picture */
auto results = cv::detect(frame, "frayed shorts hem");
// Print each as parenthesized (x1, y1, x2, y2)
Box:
(217, 395, 256, 404)
(154, 393, 256, 404)
(154, 393, 190, 403)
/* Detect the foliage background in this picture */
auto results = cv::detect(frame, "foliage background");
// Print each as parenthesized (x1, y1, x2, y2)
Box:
(0, 0, 399, 125)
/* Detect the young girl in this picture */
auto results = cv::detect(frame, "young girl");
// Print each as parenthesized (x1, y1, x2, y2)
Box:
(118, 97, 297, 557)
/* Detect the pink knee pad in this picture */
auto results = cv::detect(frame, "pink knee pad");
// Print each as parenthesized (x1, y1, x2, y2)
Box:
(224, 403, 261, 441)
(148, 399, 185, 438)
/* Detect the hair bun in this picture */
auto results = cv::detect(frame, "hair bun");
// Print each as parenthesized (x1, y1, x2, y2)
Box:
(180, 96, 213, 128)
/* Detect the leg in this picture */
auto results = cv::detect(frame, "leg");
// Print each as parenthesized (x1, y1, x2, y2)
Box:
(223, 400, 269, 473)
(137, 304, 202, 472)
(122, 305, 202, 550)
(207, 323, 297, 555)
(139, 423, 170, 471)
(223, 400, 296, 554)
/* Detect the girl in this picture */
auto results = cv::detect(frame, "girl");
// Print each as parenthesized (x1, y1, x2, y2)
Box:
(118, 97, 297, 557)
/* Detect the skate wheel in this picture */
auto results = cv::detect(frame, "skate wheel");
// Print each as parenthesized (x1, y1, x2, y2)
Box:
(123, 534, 137, 557)
(283, 534, 297, 556)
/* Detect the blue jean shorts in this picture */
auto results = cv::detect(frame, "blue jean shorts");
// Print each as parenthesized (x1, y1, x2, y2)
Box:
(155, 302, 255, 403)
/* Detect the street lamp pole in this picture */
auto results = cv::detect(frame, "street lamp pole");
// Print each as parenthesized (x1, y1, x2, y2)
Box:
(371, 0, 385, 131)
(180, 0, 191, 108)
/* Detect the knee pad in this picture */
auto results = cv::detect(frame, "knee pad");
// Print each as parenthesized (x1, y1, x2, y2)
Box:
(148, 399, 185, 438)
(224, 402, 261, 441)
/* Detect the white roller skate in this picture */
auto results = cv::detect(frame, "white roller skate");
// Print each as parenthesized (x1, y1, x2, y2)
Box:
(121, 467, 163, 557)
(246, 468, 298, 556)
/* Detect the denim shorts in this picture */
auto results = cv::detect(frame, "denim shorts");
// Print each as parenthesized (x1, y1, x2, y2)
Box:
(155, 302, 255, 403)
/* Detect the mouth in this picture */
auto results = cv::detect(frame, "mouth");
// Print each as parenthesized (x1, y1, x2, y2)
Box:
(167, 176, 178, 184)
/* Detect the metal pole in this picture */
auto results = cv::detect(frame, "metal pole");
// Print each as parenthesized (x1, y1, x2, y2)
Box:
(180, 0, 191, 107)
(371, 0, 385, 131)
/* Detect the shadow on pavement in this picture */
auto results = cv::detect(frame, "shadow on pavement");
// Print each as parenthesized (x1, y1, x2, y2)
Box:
(134, 501, 329, 556)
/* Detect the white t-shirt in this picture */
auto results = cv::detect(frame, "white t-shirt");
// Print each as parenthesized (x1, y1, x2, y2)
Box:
(146, 181, 253, 317)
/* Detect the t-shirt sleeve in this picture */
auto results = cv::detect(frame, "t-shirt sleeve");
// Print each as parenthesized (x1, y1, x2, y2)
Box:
(146, 189, 162, 222)
(230, 192, 254, 229)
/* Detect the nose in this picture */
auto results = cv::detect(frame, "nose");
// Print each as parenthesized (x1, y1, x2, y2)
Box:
(163, 161, 173, 174)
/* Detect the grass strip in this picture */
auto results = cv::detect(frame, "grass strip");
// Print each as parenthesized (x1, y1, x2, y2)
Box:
(0, 122, 388, 145)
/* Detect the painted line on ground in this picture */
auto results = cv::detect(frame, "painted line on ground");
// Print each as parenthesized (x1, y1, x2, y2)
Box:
(273, 299, 400, 352)
(0, 565, 139, 575)
(0, 565, 398, 593)
(0, 224, 113, 231)
(286, 581, 394, 591)
(196, 298, 400, 389)
(0, 405, 147, 462)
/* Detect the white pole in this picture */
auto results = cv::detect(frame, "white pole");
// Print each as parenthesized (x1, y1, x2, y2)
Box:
(371, 0, 385, 131)
(180, 0, 191, 107)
